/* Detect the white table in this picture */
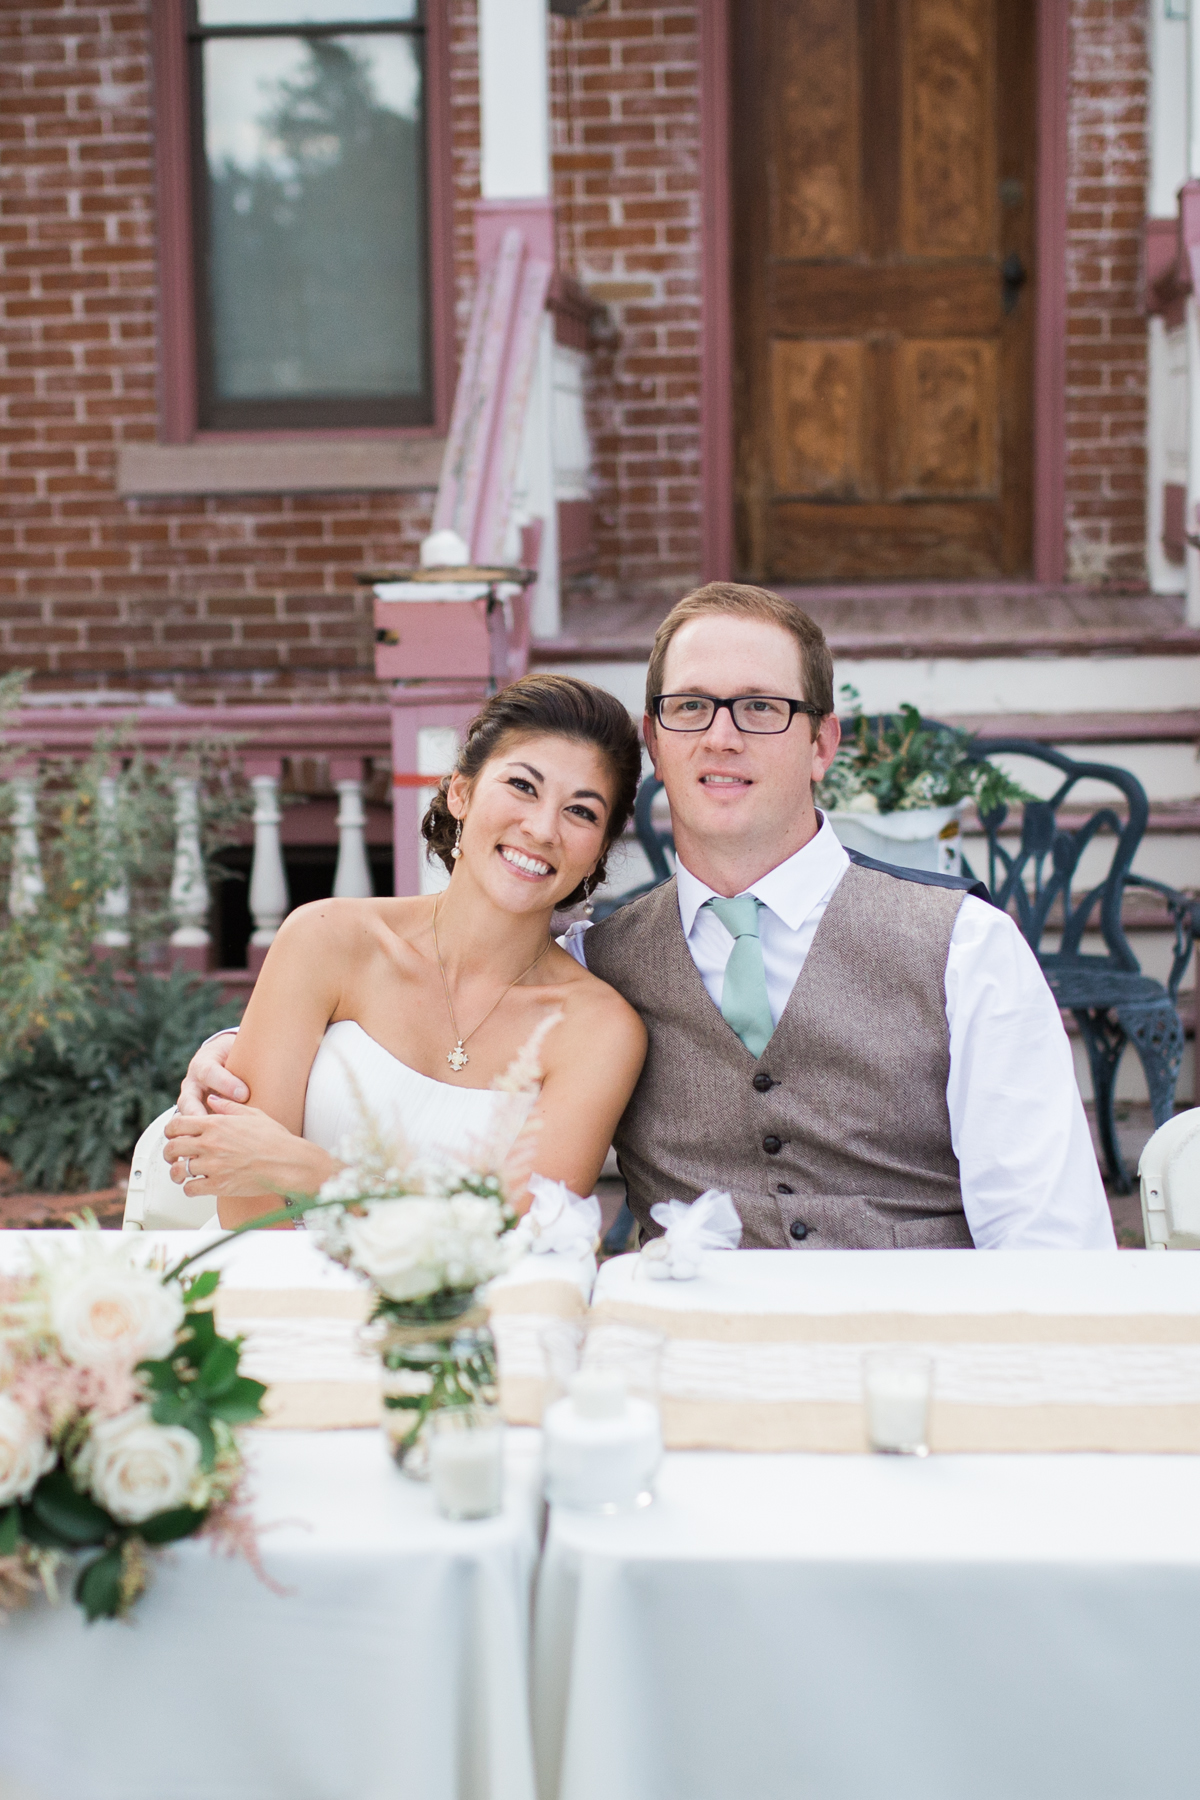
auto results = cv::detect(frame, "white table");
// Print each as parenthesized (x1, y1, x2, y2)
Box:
(0, 1231, 550, 1800)
(533, 1250, 1200, 1800)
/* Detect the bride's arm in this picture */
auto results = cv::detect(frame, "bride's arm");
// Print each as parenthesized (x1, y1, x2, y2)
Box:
(163, 903, 353, 1225)
(509, 982, 647, 1207)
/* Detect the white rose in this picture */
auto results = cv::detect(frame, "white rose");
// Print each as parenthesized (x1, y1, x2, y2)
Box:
(82, 1404, 200, 1525)
(0, 1394, 55, 1505)
(345, 1198, 449, 1301)
(51, 1257, 184, 1369)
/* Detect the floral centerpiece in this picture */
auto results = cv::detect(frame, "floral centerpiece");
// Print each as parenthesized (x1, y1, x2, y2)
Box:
(302, 1019, 558, 1475)
(0, 1225, 266, 1621)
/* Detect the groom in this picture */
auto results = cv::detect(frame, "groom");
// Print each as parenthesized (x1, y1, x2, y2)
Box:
(178, 582, 1113, 1250)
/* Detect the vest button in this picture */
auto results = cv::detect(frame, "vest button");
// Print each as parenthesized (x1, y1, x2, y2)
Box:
(789, 1219, 809, 1242)
(752, 1072, 774, 1092)
(777, 1183, 794, 1195)
(763, 1135, 782, 1155)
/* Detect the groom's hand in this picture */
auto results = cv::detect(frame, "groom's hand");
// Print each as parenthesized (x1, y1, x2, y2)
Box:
(176, 1029, 249, 1117)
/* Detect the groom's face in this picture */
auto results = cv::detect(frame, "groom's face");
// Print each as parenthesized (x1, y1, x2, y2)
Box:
(645, 614, 840, 870)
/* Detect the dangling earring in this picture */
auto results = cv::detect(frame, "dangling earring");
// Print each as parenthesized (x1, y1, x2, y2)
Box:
(582, 874, 596, 917)
(450, 818, 463, 861)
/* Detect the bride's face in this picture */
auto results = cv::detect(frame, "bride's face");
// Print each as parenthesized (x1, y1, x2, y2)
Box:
(448, 731, 616, 914)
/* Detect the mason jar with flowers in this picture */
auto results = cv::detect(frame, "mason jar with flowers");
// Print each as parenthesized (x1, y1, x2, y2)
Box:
(308, 1145, 523, 1477)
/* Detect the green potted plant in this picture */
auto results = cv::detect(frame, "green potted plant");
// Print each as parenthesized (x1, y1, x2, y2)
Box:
(816, 688, 1030, 875)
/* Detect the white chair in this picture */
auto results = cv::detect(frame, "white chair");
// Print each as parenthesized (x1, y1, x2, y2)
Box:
(1139, 1109, 1200, 1249)
(123, 1108, 216, 1231)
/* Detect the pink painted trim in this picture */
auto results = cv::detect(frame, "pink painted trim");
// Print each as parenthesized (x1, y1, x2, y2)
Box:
(699, 0, 734, 582)
(475, 198, 556, 267)
(1033, 0, 1069, 584)
(424, 0, 456, 434)
(151, 0, 198, 444)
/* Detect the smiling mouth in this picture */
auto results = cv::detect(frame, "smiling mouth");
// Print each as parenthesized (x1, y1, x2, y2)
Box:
(498, 844, 555, 879)
(700, 774, 752, 787)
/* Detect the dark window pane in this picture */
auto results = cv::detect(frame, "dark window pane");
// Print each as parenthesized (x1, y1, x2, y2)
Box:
(200, 32, 427, 415)
(198, 3, 419, 25)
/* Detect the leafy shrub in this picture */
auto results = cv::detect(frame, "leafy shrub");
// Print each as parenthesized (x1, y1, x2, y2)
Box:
(0, 967, 242, 1193)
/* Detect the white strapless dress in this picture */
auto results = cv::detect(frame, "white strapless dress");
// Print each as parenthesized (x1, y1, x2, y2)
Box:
(302, 1019, 533, 1169)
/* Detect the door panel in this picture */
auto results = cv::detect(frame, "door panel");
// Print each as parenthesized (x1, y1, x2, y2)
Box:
(734, 0, 1035, 582)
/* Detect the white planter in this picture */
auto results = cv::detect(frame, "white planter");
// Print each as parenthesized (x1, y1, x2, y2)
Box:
(826, 804, 966, 877)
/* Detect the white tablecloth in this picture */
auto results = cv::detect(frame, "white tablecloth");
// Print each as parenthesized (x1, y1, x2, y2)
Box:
(0, 1231, 551, 1800)
(533, 1250, 1200, 1800)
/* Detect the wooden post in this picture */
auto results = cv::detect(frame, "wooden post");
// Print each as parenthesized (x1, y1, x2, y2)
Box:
(168, 776, 211, 972)
(246, 762, 288, 975)
(7, 774, 44, 917)
(331, 758, 373, 899)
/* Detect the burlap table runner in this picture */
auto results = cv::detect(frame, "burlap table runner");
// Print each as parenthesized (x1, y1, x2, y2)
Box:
(214, 1279, 586, 1430)
(586, 1298, 1200, 1453)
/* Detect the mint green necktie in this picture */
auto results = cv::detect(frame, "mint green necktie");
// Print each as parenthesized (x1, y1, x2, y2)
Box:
(706, 895, 774, 1059)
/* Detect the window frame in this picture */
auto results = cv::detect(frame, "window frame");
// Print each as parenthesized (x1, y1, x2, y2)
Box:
(152, 0, 453, 444)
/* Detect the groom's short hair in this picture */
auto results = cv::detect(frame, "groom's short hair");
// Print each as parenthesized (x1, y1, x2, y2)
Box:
(646, 583, 834, 731)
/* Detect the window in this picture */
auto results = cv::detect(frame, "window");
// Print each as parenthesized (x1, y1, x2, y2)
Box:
(187, 2, 433, 429)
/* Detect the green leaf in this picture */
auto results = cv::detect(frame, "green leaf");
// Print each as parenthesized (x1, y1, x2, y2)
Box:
(150, 1391, 187, 1427)
(0, 1504, 20, 1556)
(75, 1546, 125, 1622)
(181, 1309, 217, 1364)
(186, 1410, 217, 1472)
(195, 1338, 240, 1399)
(182, 1270, 219, 1304)
(30, 1470, 113, 1547)
(206, 1376, 266, 1424)
(136, 1356, 179, 1392)
(137, 1506, 206, 1545)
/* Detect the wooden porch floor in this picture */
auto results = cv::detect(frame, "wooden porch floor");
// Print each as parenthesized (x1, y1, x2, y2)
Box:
(538, 586, 1200, 663)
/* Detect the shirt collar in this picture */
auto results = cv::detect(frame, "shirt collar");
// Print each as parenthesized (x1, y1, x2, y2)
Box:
(675, 812, 850, 939)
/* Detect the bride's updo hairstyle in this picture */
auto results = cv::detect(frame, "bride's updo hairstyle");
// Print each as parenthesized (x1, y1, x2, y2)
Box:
(422, 674, 642, 906)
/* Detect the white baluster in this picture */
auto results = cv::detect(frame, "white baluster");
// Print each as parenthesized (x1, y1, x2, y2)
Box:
(7, 775, 44, 917)
(333, 779, 373, 898)
(169, 776, 211, 966)
(96, 772, 130, 948)
(248, 771, 288, 967)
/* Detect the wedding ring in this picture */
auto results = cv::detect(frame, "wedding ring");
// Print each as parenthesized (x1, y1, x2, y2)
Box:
(184, 1157, 195, 1182)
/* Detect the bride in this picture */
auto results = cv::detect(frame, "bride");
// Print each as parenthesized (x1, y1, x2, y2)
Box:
(162, 675, 648, 1226)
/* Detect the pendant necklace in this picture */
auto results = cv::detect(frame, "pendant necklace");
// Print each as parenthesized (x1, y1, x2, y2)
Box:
(432, 897, 550, 1072)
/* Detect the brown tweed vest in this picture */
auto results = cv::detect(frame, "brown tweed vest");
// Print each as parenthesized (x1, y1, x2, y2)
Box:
(584, 862, 974, 1249)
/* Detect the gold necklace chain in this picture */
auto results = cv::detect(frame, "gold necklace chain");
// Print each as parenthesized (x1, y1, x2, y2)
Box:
(431, 897, 550, 1072)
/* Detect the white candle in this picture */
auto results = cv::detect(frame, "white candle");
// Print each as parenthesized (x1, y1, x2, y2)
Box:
(543, 1383, 662, 1511)
(863, 1351, 932, 1456)
(429, 1422, 504, 1519)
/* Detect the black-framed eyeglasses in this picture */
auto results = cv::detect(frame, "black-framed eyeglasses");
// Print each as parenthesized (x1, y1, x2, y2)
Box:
(651, 694, 826, 735)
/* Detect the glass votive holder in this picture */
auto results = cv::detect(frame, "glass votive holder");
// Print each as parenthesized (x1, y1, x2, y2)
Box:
(538, 1318, 586, 1417)
(862, 1349, 933, 1456)
(428, 1404, 505, 1520)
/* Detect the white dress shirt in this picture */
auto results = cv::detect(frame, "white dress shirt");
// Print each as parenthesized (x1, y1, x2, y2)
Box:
(563, 816, 1114, 1250)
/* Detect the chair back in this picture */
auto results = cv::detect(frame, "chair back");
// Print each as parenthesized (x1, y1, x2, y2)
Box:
(123, 1107, 215, 1230)
(966, 738, 1149, 971)
(590, 775, 674, 919)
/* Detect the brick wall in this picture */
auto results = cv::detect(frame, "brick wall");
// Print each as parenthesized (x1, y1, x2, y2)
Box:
(0, 0, 483, 699)
(1063, 0, 1149, 586)
(549, 0, 703, 608)
(0, 0, 1156, 691)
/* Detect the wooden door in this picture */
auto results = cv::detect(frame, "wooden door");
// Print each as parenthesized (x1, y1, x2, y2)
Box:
(733, 0, 1036, 582)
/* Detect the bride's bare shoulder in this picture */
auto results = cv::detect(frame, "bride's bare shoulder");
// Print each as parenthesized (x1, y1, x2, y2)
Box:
(544, 942, 646, 1052)
(268, 896, 428, 963)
